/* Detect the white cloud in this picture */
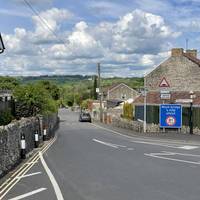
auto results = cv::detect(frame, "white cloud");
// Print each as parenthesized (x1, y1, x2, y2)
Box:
(32, 8, 73, 43)
(0, 9, 180, 77)
(177, 20, 200, 32)
(91, 9, 180, 55)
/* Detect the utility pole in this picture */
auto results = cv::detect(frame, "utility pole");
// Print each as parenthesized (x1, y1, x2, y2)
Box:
(97, 63, 103, 122)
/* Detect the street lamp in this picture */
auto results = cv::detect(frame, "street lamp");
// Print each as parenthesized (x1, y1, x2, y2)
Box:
(0, 33, 5, 54)
(189, 91, 196, 134)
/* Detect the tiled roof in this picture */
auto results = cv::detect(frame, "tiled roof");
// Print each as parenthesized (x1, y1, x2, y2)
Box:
(133, 91, 200, 105)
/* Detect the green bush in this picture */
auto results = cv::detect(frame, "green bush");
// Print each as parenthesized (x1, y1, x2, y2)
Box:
(123, 103, 133, 120)
(14, 83, 58, 117)
(81, 99, 90, 110)
(0, 109, 13, 126)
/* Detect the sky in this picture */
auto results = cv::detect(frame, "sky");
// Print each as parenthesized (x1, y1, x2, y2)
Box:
(0, 0, 200, 77)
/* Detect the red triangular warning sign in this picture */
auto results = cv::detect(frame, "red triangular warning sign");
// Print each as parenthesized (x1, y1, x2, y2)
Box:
(159, 77, 170, 87)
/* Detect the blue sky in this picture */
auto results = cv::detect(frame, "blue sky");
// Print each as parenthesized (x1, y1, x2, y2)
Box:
(0, 0, 200, 77)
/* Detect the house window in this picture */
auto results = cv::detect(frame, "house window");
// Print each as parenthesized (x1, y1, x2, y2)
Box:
(121, 94, 126, 99)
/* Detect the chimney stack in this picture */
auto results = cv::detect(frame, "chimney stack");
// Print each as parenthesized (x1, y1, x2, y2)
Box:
(171, 48, 184, 57)
(185, 49, 197, 58)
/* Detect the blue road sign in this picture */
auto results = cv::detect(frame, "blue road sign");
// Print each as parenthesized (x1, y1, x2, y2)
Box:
(160, 104, 182, 128)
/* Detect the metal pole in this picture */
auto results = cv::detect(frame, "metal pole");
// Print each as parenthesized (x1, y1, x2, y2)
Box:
(0, 33, 5, 54)
(98, 63, 103, 123)
(189, 102, 193, 134)
(144, 76, 147, 133)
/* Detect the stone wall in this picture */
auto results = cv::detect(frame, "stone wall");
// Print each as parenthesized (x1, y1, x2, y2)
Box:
(112, 117, 143, 132)
(0, 113, 59, 178)
(106, 116, 200, 135)
(42, 113, 59, 139)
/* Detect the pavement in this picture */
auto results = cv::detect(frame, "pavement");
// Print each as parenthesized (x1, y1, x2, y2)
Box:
(1, 108, 200, 200)
(94, 120, 200, 144)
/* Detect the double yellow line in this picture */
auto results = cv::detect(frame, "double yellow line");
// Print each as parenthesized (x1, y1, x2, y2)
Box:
(0, 136, 57, 200)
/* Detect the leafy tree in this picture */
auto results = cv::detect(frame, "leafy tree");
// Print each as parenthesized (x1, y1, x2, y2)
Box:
(0, 77, 19, 90)
(81, 99, 91, 110)
(0, 109, 13, 126)
(14, 83, 58, 116)
(37, 80, 61, 100)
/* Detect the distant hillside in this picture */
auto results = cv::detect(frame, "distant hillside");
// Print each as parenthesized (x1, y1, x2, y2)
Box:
(19, 75, 92, 85)
(19, 75, 143, 89)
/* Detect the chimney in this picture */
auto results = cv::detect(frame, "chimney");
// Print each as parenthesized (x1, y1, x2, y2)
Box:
(185, 49, 197, 58)
(171, 48, 184, 57)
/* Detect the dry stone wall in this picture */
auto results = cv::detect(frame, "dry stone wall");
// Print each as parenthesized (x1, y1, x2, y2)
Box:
(0, 113, 59, 178)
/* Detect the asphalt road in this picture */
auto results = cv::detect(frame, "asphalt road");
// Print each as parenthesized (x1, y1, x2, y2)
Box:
(3, 108, 200, 200)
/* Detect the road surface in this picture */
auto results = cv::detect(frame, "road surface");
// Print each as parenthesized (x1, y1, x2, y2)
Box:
(2, 109, 200, 200)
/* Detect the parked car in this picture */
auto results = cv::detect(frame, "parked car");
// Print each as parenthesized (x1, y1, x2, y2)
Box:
(79, 112, 92, 122)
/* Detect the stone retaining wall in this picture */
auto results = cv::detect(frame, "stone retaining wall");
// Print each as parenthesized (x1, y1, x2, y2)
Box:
(0, 113, 59, 178)
(102, 115, 200, 135)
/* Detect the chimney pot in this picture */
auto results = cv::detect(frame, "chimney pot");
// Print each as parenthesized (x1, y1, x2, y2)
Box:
(186, 49, 197, 58)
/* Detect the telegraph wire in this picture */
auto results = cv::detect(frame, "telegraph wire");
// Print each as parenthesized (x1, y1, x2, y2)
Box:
(23, 0, 67, 46)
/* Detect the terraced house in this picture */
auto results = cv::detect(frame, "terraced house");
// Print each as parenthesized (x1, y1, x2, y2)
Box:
(134, 48, 200, 126)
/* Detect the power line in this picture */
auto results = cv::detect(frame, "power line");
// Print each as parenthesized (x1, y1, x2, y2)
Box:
(23, 0, 67, 46)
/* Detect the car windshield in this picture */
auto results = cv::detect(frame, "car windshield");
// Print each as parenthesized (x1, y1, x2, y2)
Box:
(82, 113, 90, 117)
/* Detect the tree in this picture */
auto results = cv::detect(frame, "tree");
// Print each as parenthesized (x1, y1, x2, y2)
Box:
(0, 77, 19, 90)
(14, 83, 58, 117)
(38, 80, 61, 100)
(93, 76, 98, 100)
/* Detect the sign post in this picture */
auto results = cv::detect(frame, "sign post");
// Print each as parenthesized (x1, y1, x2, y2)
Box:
(160, 104, 182, 129)
(159, 77, 170, 104)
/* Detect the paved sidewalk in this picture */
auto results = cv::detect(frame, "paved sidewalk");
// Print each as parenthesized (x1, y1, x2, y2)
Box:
(94, 121, 200, 144)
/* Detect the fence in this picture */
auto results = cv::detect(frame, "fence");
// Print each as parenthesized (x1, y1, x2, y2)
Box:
(0, 101, 14, 113)
(135, 105, 200, 128)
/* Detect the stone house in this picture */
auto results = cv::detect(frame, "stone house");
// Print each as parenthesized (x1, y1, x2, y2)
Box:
(134, 48, 200, 106)
(133, 48, 200, 125)
(106, 83, 138, 101)
(146, 48, 200, 92)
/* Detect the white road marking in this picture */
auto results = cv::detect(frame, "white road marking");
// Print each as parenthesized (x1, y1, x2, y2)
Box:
(127, 148, 134, 151)
(162, 151, 200, 157)
(39, 152, 64, 200)
(8, 188, 47, 200)
(93, 139, 119, 149)
(16, 172, 42, 179)
(132, 140, 177, 148)
(177, 146, 199, 150)
(145, 151, 200, 165)
(0, 137, 57, 200)
(132, 140, 199, 150)
(113, 144, 127, 148)
(145, 152, 176, 156)
(91, 123, 200, 147)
